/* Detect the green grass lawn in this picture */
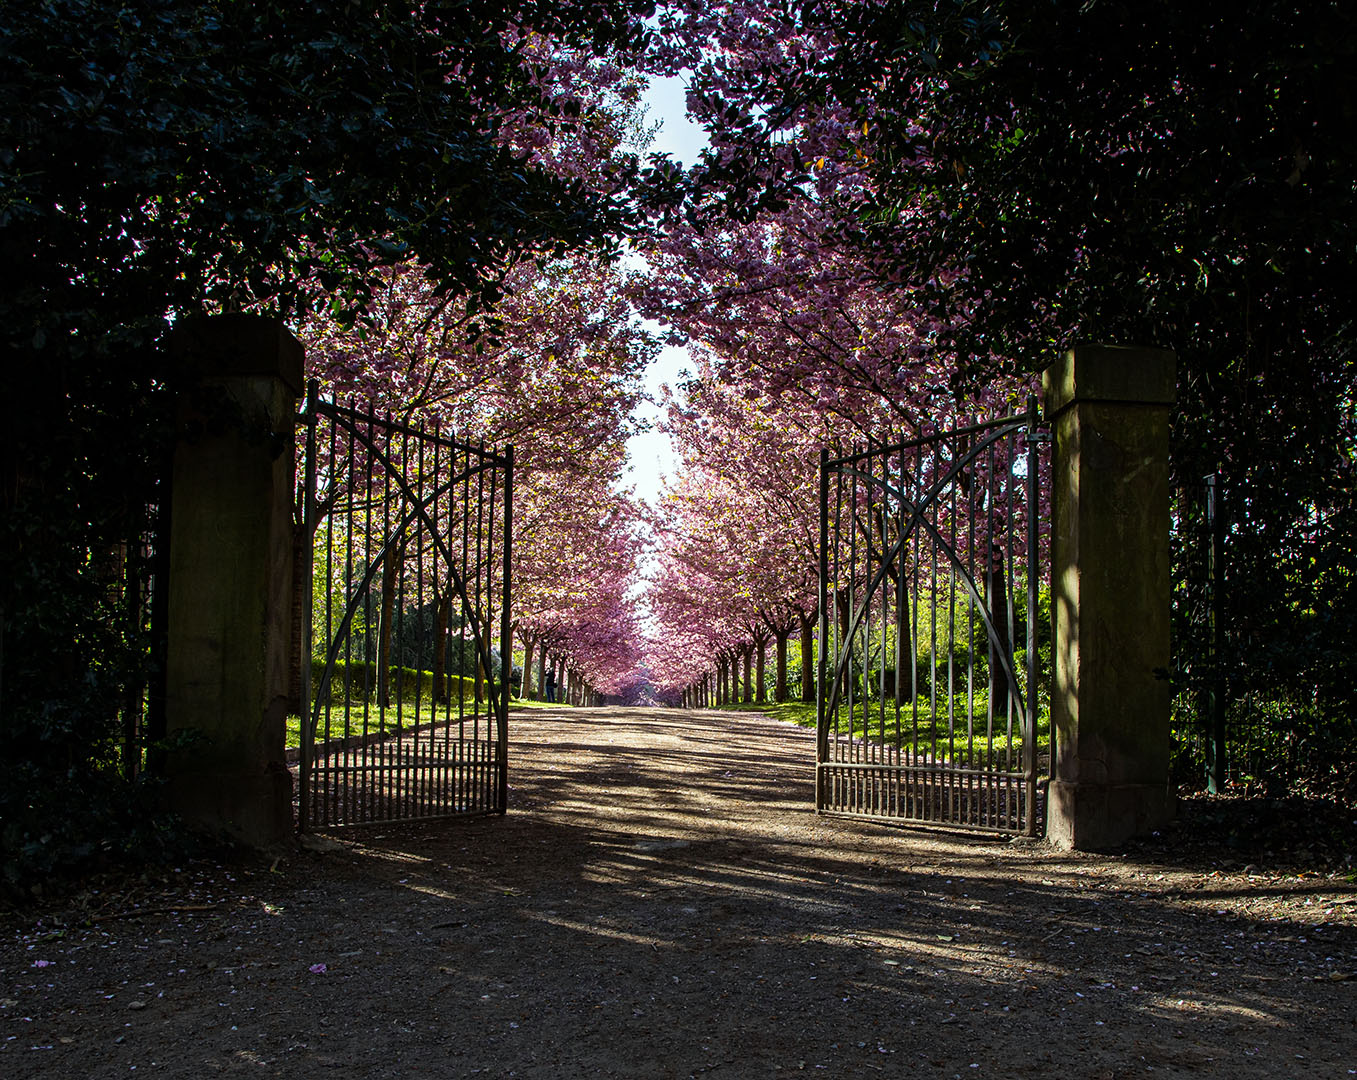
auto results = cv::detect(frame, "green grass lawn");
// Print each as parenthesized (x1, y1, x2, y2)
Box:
(722, 698, 817, 727)
(289, 690, 581, 749)
(287, 699, 498, 750)
(720, 696, 1051, 765)
(289, 671, 495, 749)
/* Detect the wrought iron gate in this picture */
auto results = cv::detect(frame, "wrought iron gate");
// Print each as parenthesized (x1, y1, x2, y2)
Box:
(298, 383, 512, 829)
(817, 403, 1048, 835)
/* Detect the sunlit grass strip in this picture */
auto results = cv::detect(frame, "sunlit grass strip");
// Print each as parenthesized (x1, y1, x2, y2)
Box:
(511, 698, 575, 711)
(288, 674, 489, 750)
(729, 697, 1051, 759)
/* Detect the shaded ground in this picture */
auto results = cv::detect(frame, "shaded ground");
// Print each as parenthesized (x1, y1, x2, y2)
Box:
(3, 706, 1355, 1078)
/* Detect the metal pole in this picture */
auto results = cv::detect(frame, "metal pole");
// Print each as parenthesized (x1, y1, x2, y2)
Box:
(1024, 397, 1041, 837)
(298, 379, 318, 831)
(498, 445, 513, 815)
(816, 447, 830, 811)
(1205, 473, 1226, 794)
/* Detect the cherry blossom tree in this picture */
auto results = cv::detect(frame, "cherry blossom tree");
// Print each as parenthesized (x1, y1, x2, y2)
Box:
(652, 365, 827, 700)
(624, 3, 1047, 702)
(513, 460, 648, 701)
(291, 37, 664, 708)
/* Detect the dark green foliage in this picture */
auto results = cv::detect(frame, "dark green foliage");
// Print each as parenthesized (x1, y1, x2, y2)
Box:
(822, 0, 1357, 587)
(0, 372, 174, 891)
(310, 657, 485, 707)
(1173, 482, 1357, 802)
(2, 0, 649, 346)
(695, 0, 1357, 798)
(0, 760, 184, 901)
(327, 600, 484, 676)
(1, 0, 650, 882)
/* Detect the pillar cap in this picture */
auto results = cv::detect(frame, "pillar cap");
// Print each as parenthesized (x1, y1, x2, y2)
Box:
(1043, 345, 1176, 420)
(170, 314, 304, 395)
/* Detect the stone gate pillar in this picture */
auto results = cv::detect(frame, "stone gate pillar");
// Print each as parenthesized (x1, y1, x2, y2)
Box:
(163, 315, 302, 846)
(1043, 345, 1176, 850)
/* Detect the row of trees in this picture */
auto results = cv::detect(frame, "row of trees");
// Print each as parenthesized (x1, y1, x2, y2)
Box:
(636, 1, 1031, 705)
(1, 0, 660, 881)
(300, 251, 654, 710)
(638, 0, 1354, 797)
(4, 0, 1353, 885)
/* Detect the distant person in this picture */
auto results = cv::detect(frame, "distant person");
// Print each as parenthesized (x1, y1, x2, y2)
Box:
(544, 668, 556, 703)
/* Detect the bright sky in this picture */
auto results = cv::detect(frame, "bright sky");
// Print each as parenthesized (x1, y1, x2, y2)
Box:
(620, 75, 710, 509)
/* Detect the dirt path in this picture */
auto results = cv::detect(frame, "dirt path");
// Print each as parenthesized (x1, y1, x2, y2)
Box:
(4, 706, 1355, 1078)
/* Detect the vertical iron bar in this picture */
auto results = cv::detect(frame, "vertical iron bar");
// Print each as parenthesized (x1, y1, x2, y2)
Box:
(1205, 473, 1227, 795)
(928, 451, 939, 822)
(436, 433, 448, 815)
(965, 428, 977, 823)
(499, 445, 513, 814)
(299, 380, 318, 830)
(440, 432, 454, 815)
(144, 452, 173, 778)
(414, 425, 428, 820)
(1026, 398, 1041, 836)
(338, 406, 357, 827)
(846, 452, 857, 792)
(877, 446, 888, 770)
(478, 449, 489, 804)
(379, 410, 394, 822)
(910, 442, 922, 820)
(947, 443, 958, 825)
(358, 409, 376, 823)
(1005, 428, 1018, 797)
(459, 439, 471, 811)
(816, 447, 830, 811)
(395, 415, 410, 819)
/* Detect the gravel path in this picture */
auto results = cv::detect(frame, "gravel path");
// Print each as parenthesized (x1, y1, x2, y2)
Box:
(4, 705, 1355, 1078)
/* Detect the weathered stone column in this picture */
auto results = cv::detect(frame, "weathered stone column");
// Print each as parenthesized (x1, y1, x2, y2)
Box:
(163, 315, 302, 847)
(1043, 345, 1176, 850)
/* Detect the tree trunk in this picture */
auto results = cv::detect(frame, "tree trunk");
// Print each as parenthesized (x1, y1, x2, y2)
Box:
(287, 518, 308, 714)
(521, 633, 535, 700)
(799, 608, 816, 703)
(432, 590, 450, 703)
(988, 556, 1012, 715)
(741, 644, 753, 703)
(753, 635, 769, 703)
(774, 627, 789, 704)
(376, 555, 397, 708)
(755, 641, 766, 703)
(475, 623, 492, 705)
(894, 581, 912, 706)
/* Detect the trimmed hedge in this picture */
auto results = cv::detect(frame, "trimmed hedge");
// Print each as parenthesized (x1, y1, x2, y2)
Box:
(309, 659, 483, 706)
